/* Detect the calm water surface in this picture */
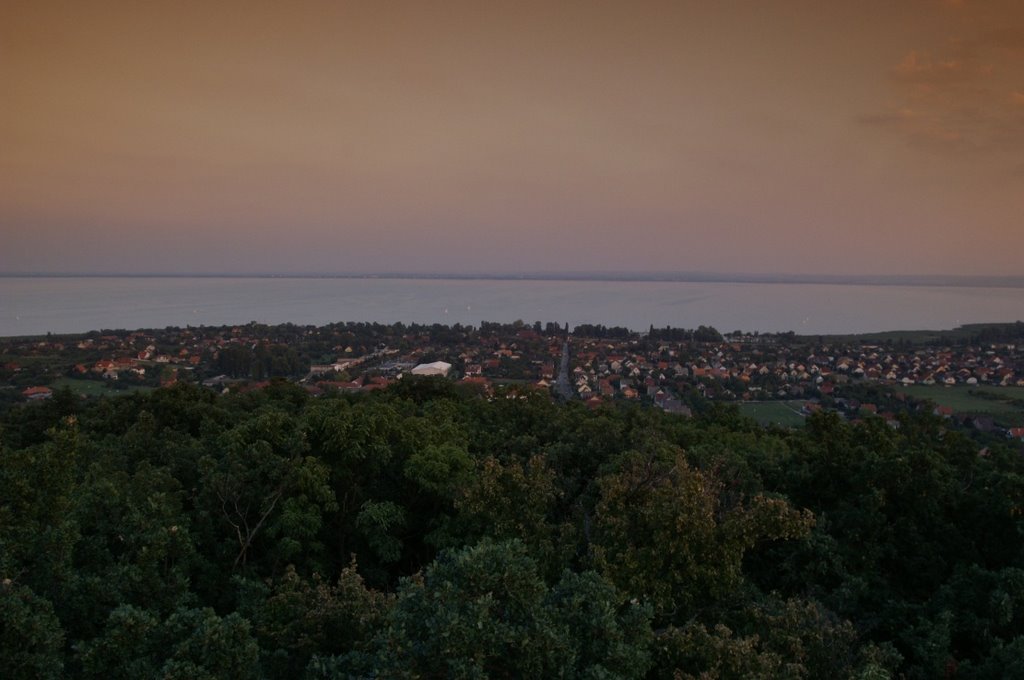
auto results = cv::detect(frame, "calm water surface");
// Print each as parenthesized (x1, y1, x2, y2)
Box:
(1, 277, 1023, 337)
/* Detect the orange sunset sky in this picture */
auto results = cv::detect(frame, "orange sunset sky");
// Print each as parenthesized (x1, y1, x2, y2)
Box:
(2, 0, 1023, 276)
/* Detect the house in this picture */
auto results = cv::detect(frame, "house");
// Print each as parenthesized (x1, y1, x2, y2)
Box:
(313, 380, 364, 392)
(361, 377, 392, 391)
(461, 376, 493, 395)
(969, 416, 996, 433)
(22, 386, 53, 401)
(660, 398, 692, 417)
(94, 359, 115, 373)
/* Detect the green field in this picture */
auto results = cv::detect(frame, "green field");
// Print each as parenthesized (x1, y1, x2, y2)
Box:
(739, 400, 807, 428)
(897, 385, 1024, 426)
(51, 377, 153, 397)
(812, 330, 952, 345)
(810, 322, 1024, 346)
(975, 385, 1024, 400)
(0, 353, 67, 368)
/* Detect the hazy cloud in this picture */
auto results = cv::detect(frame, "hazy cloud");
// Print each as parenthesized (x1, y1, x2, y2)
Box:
(866, 5, 1024, 155)
(892, 51, 971, 84)
(859, 108, 963, 149)
(982, 27, 1024, 55)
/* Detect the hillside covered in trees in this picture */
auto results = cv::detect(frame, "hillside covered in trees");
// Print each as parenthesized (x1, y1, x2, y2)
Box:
(3, 379, 1024, 678)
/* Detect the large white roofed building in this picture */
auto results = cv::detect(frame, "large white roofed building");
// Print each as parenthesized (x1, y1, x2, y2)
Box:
(410, 361, 452, 377)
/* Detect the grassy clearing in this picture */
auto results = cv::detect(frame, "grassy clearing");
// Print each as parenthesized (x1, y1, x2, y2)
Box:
(811, 322, 1024, 346)
(897, 385, 1020, 412)
(897, 385, 1024, 426)
(0, 353, 67, 368)
(739, 400, 807, 428)
(974, 386, 1024, 400)
(51, 377, 153, 397)
(813, 330, 950, 345)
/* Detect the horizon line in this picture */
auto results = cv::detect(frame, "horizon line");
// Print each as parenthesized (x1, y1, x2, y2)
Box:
(2, 270, 1024, 288)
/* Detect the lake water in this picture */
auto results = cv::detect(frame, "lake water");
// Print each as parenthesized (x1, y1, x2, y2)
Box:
(2, 276, 1023, 337)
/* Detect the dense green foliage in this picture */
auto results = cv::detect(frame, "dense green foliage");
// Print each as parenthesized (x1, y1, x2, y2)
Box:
(2, 379, 1023, 678)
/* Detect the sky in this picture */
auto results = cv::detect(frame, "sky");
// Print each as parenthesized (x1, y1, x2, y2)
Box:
(2, 0, 1023, 276)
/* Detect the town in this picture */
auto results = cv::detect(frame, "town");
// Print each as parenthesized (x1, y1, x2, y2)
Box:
(3, 320, 1024, 441)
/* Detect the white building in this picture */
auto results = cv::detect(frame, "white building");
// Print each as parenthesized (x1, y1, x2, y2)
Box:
(410, 361, 452, 377)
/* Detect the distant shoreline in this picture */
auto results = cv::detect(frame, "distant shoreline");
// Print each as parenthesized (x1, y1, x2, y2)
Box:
(3, 272, 1024, 288)
(1, 319, 1021, 343)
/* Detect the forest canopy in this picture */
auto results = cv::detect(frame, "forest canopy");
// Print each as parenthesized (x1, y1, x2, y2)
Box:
(2, 378, 1023, 678)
